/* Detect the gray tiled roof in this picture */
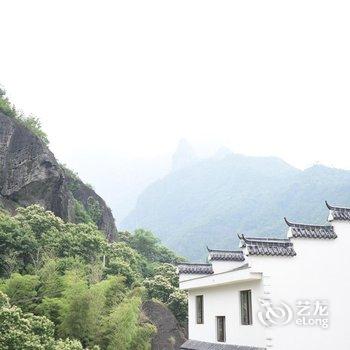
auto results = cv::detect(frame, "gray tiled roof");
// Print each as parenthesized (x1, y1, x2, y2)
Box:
(326, 201, 350, 221)
(181, 340, 265, 350)
(207, 248, 245, 262)
(284, 218, 337, 239)
(177, 263, 213, 275)
(239, 235, 296, 257)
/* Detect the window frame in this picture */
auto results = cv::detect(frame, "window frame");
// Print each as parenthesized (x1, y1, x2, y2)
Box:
(216, 316, 226, 342)
(196, 295, 204, 324)
(240, 289, 253, 325)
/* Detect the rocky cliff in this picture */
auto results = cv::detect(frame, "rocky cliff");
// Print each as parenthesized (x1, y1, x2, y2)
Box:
(0, 112, 116, 240)
(142, 300, 187, 350)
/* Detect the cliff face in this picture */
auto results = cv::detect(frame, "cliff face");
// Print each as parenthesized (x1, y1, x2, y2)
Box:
(142, 300, 187, 350)
(0, 112, 116, 241)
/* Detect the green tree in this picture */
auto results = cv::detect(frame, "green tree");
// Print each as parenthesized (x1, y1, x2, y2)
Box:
(153, 263, 179, 286)
(0, 86, 49, 143)
(0, 87, 17, 117)
(167, 290, 188, 327)
(0, 291, 83, 350)
(143, 275, 175, 304)
(100, 296, 155, 350)
(107, 257, 138, 287)
(59, 270, 109, 348)
(58, 223, 106, 263)
(87, 197, 102, 225)
(0, 204, 187, 346)
(0, 273, 40, 313)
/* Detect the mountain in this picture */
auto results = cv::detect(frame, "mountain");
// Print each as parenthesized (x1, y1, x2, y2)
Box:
(64, 151, 171, 222)
(171, 138, 197, 172)
(121, 151, 350, 260)
(0, 111, 116, 240)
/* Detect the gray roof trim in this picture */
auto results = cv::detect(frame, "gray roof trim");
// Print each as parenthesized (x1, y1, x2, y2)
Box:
(284, 217, 337, 239)
(177, 263, 213, 275)
(181, 339, 266, 350)
(207, 247, 245, 262)
(179, 263, 251, 283)
(238, 234, 296, 257)
(326, 201, 350, 221)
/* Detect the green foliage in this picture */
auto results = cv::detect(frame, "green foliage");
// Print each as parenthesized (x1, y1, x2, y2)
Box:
(0, 273, 40, 313)
(73, 198, 102, 226)
(0, 290, 83, 349)
(122, 153, 350, 261)
(119, 229, 185, 264)
(107, 257, 137, 287)
(107, 242, 143, 284)
(167, 290, 188, 327)
(143, 262, 188, 326)
(73, 200, 92, 225)
(19, 115, 49, 145)
(0, 87, 17, 118)
(54, 339, 84, 350)
(0, 205, 186, 349)
(100, 296, 155, 350)
(143, 275, 175, 303)
(87, 197, 102, 225)
(0, 205, 107, 276)
(59, 270, 103, 347)
(153, 263, 178, 286)
(0, 86, 49, 144)
(58, 223, 106, 263)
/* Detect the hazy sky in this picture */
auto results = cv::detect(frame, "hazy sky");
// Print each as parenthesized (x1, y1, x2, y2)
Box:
(1, 0, 350, 171)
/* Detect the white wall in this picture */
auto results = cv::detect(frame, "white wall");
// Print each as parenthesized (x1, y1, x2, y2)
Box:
(188, 281, 266, 347)
(179, 273, 209, 282)
(182, 220, 350, 349)
(210, 260, 244, 274)
(247, 221, 350, 350)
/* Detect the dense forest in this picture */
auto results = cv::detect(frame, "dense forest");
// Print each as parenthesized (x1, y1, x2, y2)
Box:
(0, 205, 186, 349)
(0, 87, 187, 349)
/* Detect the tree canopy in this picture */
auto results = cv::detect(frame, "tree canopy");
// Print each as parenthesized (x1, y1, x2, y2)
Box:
(0, 205, 187, 349)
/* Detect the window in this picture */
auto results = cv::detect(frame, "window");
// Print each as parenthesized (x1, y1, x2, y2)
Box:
(196, 295, 204, 324)
(216, 316, 226, 342)
(240, 290, 252, 325)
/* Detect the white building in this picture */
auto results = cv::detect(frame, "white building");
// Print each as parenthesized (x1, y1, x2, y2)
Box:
(178, 202, 350, 350)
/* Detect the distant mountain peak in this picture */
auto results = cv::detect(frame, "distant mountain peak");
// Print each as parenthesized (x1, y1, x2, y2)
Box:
(213, 147, 233, 159)
(171, 139, 196, 172)
(122, 150, 350, 261)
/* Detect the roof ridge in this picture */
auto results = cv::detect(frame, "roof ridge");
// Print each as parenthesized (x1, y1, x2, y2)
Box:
(207, 247, 243, 253)
(326, 200, 350, 210)
(284, 217, 332, 229)
(177, 262, 211, 266)
(239, 235, 291, 243)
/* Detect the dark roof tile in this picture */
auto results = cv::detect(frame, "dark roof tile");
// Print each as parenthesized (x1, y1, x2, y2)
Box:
(207, 248, 245, 262)
(239, 235, 296, 257)
(177, 263, 213, 275)
(326, 201, 350, 221)
(284, 217, 337, 239)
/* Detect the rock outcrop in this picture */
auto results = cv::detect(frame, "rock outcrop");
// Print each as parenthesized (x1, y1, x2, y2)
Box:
(0, 112, 116, 240)
(142, 300, 187, 350)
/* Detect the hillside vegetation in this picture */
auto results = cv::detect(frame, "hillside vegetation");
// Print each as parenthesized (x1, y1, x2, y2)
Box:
(0, 205, 186, 349)
(0, 86, 116, 240)
(122, 152, 350, 260)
